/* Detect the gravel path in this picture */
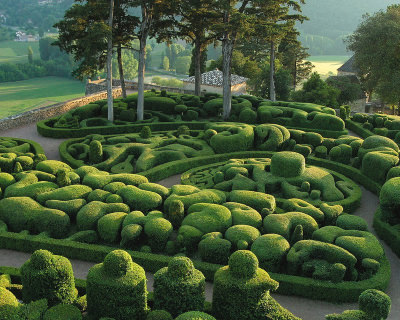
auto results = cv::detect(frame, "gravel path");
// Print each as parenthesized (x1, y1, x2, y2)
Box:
(0, 124, 398, 319)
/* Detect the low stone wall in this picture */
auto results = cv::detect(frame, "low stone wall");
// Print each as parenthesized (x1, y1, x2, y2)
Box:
(0, 88, 122, 132)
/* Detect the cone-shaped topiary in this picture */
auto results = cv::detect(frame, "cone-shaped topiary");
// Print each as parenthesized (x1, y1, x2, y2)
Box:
(21, 250, 77, 306)
(212, 250, 280, 320)
(86, 250, 147, 320)
(153, 256, 205, 317)
(89, 140, 103, 164)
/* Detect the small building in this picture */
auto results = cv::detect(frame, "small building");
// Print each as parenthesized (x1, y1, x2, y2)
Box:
(337, 55, 359, 77)
(181, 69, 248, 95)
(336, 56, 367, 113)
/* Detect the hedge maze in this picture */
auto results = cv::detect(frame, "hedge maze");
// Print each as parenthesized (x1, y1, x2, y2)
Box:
(0, 91, 398, 319)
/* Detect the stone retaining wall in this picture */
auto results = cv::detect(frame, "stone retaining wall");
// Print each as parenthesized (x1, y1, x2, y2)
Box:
(0, 89, 122, 132)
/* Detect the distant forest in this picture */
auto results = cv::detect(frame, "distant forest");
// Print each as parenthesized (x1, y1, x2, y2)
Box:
(298, 0, 397, 55)
(0, 0, 74, 34)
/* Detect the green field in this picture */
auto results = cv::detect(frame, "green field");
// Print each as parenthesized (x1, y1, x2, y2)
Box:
(308, 55, 351, 78)
(0, 40, 40, 63)
(0, 77, 85, 119)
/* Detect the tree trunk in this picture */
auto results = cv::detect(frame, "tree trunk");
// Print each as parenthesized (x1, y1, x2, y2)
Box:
(270, 41, 276, 102)
(136, 5, 150, 121)
(117, 45, 127, 98)
(293, 60, 297, 89)
(222, 38, 234, 120)
(106, 0, 114, 122)
(194, 40, 202, 96)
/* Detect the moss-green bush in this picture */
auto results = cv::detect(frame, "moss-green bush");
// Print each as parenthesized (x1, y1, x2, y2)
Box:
(270, 152, 305, 178)
(89, 140, 103, 164)
(164, 185, 226, 212)
(198, 237, 232, 265)
(263, 212, 319, 241)
(225, 225, 260, 250)
(361, 151, 399, 184)
(254, 124, 290, 151)
(175, 311, 216, 320)
(0, 197, 70, 238)
(87, 250, 147, 320)
(212, 250, 281, 320)
(206, 123, 254, 153)
(358, 289, 391, 320)
(222, 202, 262, 228)
(98, 212, 128, 243)
(287, 240, 357, 281)
(117, 185, 163, 212)
(21, 250, 77, 306)
(229, 190, 276, 213)
(43, 304, 82, 320)
(37, 185, 92, 204)
(153, 257, 205, 317)
(182, 203, 232, 235)
(76, 201, 130, 230)
(380, 177, 400, 225)
(146, 310, 173, 320)
(251, 234, 290, 272)
(144, 218, 173, 252)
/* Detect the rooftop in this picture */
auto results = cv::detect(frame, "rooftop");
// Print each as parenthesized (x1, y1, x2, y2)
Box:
(182, 69, 248, 87)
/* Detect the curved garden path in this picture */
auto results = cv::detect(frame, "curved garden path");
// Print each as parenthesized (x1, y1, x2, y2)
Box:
(0, 123, 399, 319)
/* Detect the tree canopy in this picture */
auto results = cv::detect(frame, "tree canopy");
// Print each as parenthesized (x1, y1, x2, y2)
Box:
(346, 4, 400, 106)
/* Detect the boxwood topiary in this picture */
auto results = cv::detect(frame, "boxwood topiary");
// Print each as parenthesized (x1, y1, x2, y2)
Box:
(212, 250, 280, 320)
(175, 311, 216, 320)
(380, 177, 400, 225)
(21, 250, 77, 306)
(144, 218, 173, 252)
(146, 310, 173, 320)
(86, 250, 148, 320)
(251, 234, 290, 272)
(153, 257, 205, 317)
(358, 289, 391, 320)
(198, 237, 232, 265)
(43, 304, 82, 320)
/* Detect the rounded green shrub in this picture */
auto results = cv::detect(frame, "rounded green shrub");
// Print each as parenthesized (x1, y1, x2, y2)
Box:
(146, 310, 173, 320)
(315, 145, 328, 159)
(43, 304, 82, 320)
(0, 287, 19, 319)
(304, 132, 323, 147)
(270, 152, 305, 178)
(198, 237, 232, 265)
(89, 140, 103, 164)
(358, 289, 391, 320)
(225, 225, 260, 249)
(98, 212, 128, 243)
(175, 311, 216, 320)
(251, 234, 290, 272)
(21, 250, 77, 306)
(380, 177, 400, 225)
(239, 108, 257, 124)
(120, 224, 143, 248)
(153, 257, 205, 317)
(293, 144, 312, 157)
(229, 190, 276, 213)
(86, 250, 147, 320)
(167, 199, 185, 229)
(223, 202, 262, 228)
(336, 214, 368, 231)
(140, 126, 152, 139)
(144, 218, 173, 252)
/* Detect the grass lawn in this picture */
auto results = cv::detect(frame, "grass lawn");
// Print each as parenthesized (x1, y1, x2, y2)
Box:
(0, 40, 40, 64)
(0, 77, 85, 119)
(308, 55, 351, 78)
